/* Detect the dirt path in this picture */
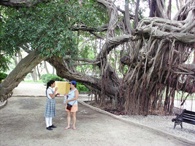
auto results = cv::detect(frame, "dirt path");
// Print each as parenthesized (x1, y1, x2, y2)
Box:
(0, 82, 194, 146)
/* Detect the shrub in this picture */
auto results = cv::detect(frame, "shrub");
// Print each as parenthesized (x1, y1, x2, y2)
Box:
(40, 74, 64, 83)
(77, 82, 89, 93)
(0, 72, 7, 82)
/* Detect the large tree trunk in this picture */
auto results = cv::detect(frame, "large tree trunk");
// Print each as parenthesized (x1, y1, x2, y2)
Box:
(0, 50, 46, 101)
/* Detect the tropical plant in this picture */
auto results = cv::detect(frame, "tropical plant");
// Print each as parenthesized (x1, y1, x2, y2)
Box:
(0, 72, 7, 82)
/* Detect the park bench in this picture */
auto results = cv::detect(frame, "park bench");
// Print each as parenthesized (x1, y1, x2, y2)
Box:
(172, 109, 195, 129)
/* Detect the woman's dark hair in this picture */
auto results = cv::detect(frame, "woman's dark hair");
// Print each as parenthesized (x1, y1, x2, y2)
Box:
(46, 80, 55, 89)
(69, 84, 76, 90)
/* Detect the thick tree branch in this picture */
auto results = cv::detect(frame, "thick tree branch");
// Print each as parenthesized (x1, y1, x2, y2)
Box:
(47, 57, 101, 91)
(71, 24, 108, 32)
(174, 0, 195, 21)
(149, 0, 167, 18)
(71, 24, 108, 39)
(134, 0, 140, 28)
(136, 27, 194, 43)
(136, 17, 195, 43)
(117, 7, 138, 20)
(96, 35, 135, 63)
(47, 56, 120, 98)
(0, 0, 51, 7)
(0, 50, 46, 101)
(124, 0, 131, 34)
(96, 0, 119, 38)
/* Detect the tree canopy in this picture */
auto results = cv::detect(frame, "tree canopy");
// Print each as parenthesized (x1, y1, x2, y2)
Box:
(1, 0, 107, 56)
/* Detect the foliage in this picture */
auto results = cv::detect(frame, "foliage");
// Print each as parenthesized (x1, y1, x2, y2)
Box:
(0, 0, 108, 59)
(77, 82, 90, 93)
(40, 74, 64, 83)
(76, 40, 96, 74)
(0, 72, 7, 82)
(0, 55, 10, 72)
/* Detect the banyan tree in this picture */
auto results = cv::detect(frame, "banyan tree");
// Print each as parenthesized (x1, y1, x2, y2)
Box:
(0, 0, 195, 115)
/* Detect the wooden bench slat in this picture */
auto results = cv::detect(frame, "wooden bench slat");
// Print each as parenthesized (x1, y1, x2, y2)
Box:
(182, 119, 195, 125)
(182, 117, 195, 122)
(183, 115, 195, 120)
(184, 110, 195, 115)
(183, 113, 195, 117)
(183, 115, 195, 119)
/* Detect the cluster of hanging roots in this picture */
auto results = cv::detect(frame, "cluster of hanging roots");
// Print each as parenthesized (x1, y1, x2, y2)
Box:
(92, 1, 195, 116)
(121, 12, 195, 115)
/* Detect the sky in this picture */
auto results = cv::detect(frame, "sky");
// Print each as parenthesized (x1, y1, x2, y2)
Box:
(114, 0, 150, 17)
(115, 0, 124, 7)
(114, 0, 178, 18)
(114, 0, 127, 10)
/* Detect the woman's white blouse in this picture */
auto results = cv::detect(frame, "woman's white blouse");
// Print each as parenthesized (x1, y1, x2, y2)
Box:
(46, 87, 53, 99)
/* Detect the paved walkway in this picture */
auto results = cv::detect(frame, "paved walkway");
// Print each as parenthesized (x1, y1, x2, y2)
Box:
(0, 82, 194, 146)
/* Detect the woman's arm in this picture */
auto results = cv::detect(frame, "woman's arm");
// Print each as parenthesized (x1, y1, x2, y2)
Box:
(49, 87, 58, 99)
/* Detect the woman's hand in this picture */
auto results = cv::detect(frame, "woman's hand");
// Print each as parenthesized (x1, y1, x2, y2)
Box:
(55, 87, 58, 92)
(55, 93, 60, 97)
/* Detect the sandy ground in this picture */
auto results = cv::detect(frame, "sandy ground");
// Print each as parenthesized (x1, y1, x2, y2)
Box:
(0, 82, 194, 146)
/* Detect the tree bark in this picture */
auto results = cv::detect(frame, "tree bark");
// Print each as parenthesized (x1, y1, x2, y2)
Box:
(0, 0, 51, 7)
(0, 50, 46, 101)
(124, 0, 131, 34)
(134, 0, 140, 28)
(149, 0, 166, 18)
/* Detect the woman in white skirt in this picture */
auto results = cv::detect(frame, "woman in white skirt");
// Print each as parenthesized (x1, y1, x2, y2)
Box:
(45, 80, 58, 130)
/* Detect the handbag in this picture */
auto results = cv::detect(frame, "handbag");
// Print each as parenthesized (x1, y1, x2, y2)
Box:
(66, 103, 72, 110)
(66, 100, 76, 111)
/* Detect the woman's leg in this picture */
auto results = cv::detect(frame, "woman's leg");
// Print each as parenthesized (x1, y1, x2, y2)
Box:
(72, 112, 77, 129)
(45, 117, 50, 127)
(49, 117, 52, 127)
(45, 117, 53, 130)
(65, 111, 71, 129)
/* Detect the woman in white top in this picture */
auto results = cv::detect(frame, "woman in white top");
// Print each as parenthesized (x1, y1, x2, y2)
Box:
(64, 80, 79, 130)
(45, 80, 58, 130)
